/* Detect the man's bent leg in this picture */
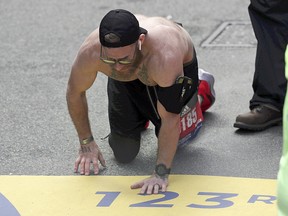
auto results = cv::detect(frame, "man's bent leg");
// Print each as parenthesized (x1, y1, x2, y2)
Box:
(108, 132, 140, 163)
(107, 78, 149, 163)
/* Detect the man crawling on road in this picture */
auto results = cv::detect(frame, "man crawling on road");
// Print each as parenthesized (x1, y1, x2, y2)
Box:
(66, 9, 215, 195)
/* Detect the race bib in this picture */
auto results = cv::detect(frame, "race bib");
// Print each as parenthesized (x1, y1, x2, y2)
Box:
(178, 92, 203, 148)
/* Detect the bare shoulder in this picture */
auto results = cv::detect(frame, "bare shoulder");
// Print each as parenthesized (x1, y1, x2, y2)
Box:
(72, 29, 102, 72)
(140, 17, 193, 87)
(146, 39, 184, 87)
(68, 29, 101, 92)
(143, 17, 190, 61)
(140, 17, 191, 49)
(77, 29, 100, 62)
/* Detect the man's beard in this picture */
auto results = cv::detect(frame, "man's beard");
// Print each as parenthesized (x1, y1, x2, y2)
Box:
(110, 50, 143, 81)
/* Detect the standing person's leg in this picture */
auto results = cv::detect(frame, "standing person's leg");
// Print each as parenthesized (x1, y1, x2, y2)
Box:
(234, 0, 288, 131)
(250, 0, 288, 110)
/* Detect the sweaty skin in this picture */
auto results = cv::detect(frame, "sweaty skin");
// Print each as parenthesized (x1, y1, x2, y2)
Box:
(66, 15, 195, 195)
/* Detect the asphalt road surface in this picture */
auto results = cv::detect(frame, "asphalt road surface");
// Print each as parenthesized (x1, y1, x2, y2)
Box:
(0, 0, 282, 180)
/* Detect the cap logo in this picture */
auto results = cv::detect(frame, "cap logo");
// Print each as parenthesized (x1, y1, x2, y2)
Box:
(104, 33, 120, 43)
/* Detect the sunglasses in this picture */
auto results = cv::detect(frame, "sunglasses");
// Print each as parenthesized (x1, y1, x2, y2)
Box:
(100, 44, 137, 65)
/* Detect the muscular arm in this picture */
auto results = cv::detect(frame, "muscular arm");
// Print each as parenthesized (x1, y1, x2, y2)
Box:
(131, 43, 185, 193)
(130, 85, 181, 194)
(153, 44, 184, 169)
(67, 49, 106, 175)
(66, 56, 97, 140)
(156, 101, 180, 168)
(67, 82, 94, 140)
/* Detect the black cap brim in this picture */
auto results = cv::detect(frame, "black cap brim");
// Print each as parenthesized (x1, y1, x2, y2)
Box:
(140, 27, 148, 35)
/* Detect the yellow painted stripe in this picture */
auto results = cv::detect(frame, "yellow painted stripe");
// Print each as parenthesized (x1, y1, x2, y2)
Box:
(0, 175, 277, 216)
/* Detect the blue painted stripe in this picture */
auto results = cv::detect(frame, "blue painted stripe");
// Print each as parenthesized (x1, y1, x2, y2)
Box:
(0, 193, 21, 216)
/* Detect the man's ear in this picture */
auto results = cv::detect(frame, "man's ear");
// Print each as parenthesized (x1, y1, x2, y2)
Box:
(138, 34, 145, 50)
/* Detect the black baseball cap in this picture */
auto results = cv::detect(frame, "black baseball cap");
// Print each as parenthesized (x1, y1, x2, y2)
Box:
(99, 9, 147, 47)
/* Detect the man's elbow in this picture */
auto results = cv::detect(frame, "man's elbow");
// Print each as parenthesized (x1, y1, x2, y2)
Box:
(66, 85, 74, 103)
(66, 85, 84, 104)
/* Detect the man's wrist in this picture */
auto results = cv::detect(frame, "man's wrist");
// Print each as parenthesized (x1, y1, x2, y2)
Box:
(80, 135, 94, 145)
(154, 163, 171, 179)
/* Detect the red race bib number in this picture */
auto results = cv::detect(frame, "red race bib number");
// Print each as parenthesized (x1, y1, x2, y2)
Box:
(178, 92, 203, 148)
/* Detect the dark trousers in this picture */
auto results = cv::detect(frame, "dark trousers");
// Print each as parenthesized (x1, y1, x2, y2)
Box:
(249, 0, 288, 111)
(107, 78, 161, 163)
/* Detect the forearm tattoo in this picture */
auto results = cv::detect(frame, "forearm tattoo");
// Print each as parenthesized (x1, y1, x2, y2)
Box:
(80, 145, 92, 153)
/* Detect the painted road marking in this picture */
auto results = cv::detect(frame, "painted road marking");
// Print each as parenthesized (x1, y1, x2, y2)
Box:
(0, 193, 20, 216)
(0, 175, 277, 216)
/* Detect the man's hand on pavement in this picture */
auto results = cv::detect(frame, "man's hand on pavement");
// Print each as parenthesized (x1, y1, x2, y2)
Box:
(130, 174, 169, 194)
(74, 141, 106, 175)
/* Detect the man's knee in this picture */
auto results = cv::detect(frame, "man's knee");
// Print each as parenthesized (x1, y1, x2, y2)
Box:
(108, 132, 140, 163)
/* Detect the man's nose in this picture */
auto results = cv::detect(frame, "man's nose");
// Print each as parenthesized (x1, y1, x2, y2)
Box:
(114, 62, 125, 71)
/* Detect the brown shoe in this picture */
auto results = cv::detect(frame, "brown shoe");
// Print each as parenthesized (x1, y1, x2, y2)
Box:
(234, 104, 282, 131)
